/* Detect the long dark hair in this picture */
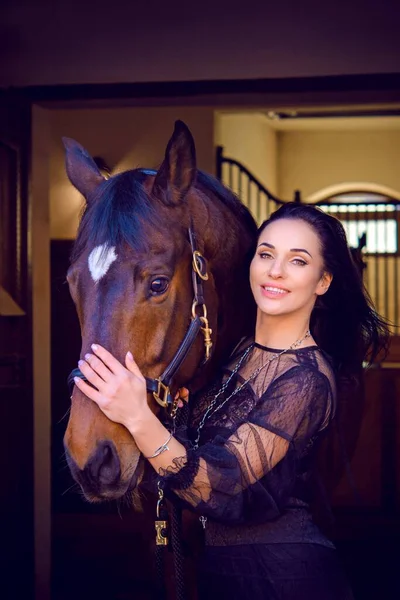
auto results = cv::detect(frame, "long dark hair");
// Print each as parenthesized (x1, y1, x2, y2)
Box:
(258, 202, 390, 384)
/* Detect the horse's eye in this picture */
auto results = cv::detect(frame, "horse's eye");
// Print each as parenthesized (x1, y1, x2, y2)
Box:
(150, 277, 169, 295)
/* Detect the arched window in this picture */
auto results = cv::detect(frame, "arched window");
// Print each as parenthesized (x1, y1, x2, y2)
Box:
(315, 190, 400, 329)
(317, 191, 399, 255)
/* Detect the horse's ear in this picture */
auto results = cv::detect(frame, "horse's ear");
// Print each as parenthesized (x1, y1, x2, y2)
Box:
(62, 137, 105, 201)
(152, 120, 196, 205)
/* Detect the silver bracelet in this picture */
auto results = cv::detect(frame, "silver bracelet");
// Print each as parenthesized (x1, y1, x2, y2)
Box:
(144, 432, 173, 459)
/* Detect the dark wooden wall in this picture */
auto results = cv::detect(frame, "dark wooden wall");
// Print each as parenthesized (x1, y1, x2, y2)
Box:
(0, 98, 34, 599)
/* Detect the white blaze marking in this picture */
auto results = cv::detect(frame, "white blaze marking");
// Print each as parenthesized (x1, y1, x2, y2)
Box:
(88, 245, 117, 282)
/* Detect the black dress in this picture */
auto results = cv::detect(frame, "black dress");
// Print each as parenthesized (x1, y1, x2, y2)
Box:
(160, 341, 354, 599)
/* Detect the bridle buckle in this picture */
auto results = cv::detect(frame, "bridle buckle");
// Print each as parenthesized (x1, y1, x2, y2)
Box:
(153, 379, 171, 408)
(192, 250, 209, 281)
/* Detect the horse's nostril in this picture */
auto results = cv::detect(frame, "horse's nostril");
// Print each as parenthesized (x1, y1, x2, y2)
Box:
(85, 440, 121, 487)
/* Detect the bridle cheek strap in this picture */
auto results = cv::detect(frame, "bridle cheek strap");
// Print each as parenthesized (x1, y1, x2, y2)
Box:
(147, 225, 212, 414)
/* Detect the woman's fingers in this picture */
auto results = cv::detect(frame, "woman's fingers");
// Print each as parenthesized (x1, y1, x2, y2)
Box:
(73, 375, 103, 404)
(174, 387, 190, 407)
(90, 343, 126, 375)
(73, 347, 149, 429)
(80, 353, 111, 384)
(78, 359, 107, 392)
(125, 351, 146, 381)
(179, 387, 190, 402)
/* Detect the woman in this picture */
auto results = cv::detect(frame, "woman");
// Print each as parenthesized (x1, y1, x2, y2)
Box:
(74, 203, 388, 599)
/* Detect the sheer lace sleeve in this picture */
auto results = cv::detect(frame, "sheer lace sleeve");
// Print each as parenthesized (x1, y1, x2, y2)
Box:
(161, 363, 334, 524)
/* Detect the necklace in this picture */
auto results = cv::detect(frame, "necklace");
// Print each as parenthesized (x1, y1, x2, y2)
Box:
(193, 329, 311, 450)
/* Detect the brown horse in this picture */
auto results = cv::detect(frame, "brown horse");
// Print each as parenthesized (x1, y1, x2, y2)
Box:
(63, 120, 257, 504)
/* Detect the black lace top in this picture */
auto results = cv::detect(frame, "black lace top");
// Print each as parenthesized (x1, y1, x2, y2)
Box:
(161, 340, 337, 548)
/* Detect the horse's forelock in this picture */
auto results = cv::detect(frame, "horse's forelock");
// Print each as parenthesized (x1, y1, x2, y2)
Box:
(70, 170, 166, 264)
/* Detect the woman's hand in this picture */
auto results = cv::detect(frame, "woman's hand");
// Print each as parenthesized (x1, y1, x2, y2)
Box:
(74, 344, 149, 431)
(175, 387, 190, 408)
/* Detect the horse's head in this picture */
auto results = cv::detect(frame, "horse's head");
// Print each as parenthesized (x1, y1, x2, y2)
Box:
(350, 232, 367, 277)
(62, 121, 257, 502)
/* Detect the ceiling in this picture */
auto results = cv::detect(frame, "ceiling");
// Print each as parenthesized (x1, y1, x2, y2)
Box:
(218, 104, 400, 131)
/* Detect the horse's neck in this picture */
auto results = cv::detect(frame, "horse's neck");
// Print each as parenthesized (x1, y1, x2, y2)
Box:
(188, 197, 256, 393)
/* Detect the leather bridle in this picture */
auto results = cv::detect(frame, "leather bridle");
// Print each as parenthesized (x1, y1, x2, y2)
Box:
(68, 226, 213, 418)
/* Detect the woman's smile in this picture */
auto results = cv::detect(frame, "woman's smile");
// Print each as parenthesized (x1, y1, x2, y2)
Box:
(260, 284, 291, 299)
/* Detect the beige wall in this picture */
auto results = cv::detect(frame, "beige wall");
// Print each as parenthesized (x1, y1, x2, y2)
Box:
(50, 107, 215, 239)
(277, 129, 400, 201)
(215, 112, 277, 192)
(215, 112, 277, 221)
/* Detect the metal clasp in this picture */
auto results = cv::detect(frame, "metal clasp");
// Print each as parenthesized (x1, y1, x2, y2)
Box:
(155, 520, 168, 546)
(192, 302, 213, 362)
(155, 482, 169, 546)
(192, 250, 209, 281)
(153, 379, 171, 408)
(200, 315, 213, 362)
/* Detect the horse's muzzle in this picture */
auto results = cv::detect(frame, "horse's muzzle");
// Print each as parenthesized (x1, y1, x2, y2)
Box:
(64, 440, 131, 500)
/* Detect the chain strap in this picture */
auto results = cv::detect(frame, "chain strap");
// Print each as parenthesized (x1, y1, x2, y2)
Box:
(192, 330, 311, 450)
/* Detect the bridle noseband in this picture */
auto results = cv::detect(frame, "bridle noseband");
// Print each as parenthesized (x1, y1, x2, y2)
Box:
(68, 226, 213, 418)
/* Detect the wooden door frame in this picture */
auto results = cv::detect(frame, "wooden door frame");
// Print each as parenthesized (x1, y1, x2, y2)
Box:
(15, 71, 400, 109)
(31, 105, 52, 600)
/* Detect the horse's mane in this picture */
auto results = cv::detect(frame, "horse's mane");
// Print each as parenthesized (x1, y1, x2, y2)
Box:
(71, 168, 257, 263)
(196, 171, 258, 236)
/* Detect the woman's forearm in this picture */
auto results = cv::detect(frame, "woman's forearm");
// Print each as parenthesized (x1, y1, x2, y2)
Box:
(128, 408, 188, 473)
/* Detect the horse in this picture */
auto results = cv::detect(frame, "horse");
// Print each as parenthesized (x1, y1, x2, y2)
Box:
(62, 120, 257, 596)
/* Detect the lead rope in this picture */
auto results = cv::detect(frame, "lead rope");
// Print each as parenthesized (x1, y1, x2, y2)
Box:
(154, 495, 187, 600)
(155, 544, 167, 600)
(154, 403, 189, 600)
(170, 403, 190, 600)
(171, 505, 187, 600)
(154, 481, 169, 600)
